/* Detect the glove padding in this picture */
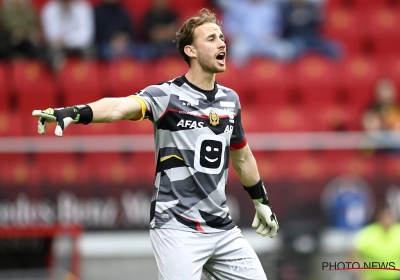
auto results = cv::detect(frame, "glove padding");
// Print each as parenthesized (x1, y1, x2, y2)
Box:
(252, 200, 279, 238)
(32, 107, 80, 136)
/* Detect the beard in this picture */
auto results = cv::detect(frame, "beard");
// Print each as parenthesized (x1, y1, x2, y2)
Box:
(197, 52, 225, 74)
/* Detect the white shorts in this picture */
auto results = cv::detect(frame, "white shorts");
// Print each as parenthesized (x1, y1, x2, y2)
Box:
(150, 227, 268, 280)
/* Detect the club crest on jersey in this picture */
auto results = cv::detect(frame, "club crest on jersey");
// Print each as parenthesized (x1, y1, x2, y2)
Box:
(209, 110, 220, 126)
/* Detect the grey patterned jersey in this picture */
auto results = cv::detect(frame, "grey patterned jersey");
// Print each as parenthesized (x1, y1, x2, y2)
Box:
(132, 75, 247, 233)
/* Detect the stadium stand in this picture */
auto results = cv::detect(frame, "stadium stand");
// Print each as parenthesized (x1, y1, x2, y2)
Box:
(2, 0, 400, 185)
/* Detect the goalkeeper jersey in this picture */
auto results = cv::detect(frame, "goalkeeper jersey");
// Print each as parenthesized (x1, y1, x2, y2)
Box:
(131, 75, 247, 233)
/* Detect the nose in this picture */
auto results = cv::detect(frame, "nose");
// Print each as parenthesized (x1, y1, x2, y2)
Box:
(218, 38, 226, 49)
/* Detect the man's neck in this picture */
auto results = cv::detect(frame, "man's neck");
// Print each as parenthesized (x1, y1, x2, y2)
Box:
(185, 67, 216, 91)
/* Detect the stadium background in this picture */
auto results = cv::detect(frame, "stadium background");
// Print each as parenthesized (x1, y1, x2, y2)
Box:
(1, 0, 400, 279)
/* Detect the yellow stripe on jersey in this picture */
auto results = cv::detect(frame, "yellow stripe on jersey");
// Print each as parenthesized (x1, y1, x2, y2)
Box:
(129, 96, 147, 121)
(160, 155, 184, 162)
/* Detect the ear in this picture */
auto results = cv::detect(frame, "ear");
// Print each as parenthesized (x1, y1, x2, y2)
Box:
(184, 45, 197, 60)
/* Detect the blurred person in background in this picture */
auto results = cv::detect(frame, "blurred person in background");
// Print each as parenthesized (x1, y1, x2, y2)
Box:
(94, 0, 136, 61)
(282, 0, 342, 59)
(41, 0, 94, 71)
(217, 0, 296, 66)
(142, 0, 178, 60)
(361, 78, 400, 154)
(352, 205, 400, 280)
(0, 0, 43, 60)
(367, 78, 400, 132)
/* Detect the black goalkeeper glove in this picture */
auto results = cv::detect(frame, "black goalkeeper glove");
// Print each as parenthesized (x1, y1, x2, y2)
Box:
(244, 180, 279, 238)
(32, 105, 93, 136)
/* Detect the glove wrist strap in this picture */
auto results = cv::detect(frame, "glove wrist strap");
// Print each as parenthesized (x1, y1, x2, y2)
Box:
(75, 105, 93, 125)
(243, 180, 270, 205)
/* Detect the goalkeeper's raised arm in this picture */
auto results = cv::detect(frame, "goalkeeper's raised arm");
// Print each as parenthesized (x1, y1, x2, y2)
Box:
(32, 96, 144, 136)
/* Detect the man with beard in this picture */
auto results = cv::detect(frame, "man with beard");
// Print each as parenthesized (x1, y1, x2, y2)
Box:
(32, 8, 279, 280)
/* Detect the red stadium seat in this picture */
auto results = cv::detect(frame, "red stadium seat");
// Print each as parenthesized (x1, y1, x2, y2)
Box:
(345, 155, 377, 178)
(242, 105, 312, 132)
(351, 0, 393, 11)
(216, 63, 252, 104)
(82, 122, 120, 135)
(246, 58, 292, 105)
(86, 153, 133, 184)
(34, 153, 92, 185)
(366, 8, 400, 57)
(321, 150, 378, 179)
(305, 103, 362, 131)
(272, 151, 325, 181)
(292, 55, 340, 105)
(32, 0, 50, 12)
(379, 56, 400, 89)
(0, 62, 10, 111)
(0, 111, 23, 136)
(383, 156, 400, 178)
(170, 0, 210, 23)
(152, 56, 188, 84)
(11, 60, 57, 116)
(322, 8, 366, 55)
(86, 152, 156, 184)
(130, 151, 156, 181)
(118, 119, 154, 135)
(248, 151, 278, 180)
(123, 0, 153, 23)
(106, 59, 149, 97)
(338, 56, 380, 111)
(0, 154, 40, 187)
(57, 59, 104, 106)
(324, 0, 352, 11)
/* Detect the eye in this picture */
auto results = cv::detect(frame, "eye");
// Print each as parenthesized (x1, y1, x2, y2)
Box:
(209, 38, 215, 41)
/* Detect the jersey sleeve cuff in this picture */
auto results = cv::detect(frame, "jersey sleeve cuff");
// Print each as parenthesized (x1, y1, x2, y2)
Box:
(230, 139, 248, 150)
(129, 96, 147, 121)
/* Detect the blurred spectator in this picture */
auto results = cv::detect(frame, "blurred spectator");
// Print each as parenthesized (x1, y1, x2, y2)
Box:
(352, 205, 400, 280)
(282, 0, 342, 59)
(218, 0, 296, 66)
(367, 79, 400, 131)
(0, 0, 43, 60)
(321, 175, 373, 231)
(361, 79, 400, 154)
(94, 0, 136, 61)
(41, 0, 94, 71)
(141, 0, 178, 60)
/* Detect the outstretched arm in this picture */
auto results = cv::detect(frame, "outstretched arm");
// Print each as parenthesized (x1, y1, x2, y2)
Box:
(231, 144, 279, 238)
(88, 97, 143, 123)
(32, 96, 145, 136)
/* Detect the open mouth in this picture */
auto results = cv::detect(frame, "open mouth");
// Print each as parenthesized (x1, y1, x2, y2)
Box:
(216, 52, 226, 64)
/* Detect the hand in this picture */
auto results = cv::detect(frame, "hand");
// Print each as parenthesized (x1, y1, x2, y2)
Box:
(252, 200, 279, 238)
(32, 107, 80, 136)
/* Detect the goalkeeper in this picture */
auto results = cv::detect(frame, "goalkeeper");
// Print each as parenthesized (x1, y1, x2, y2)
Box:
(33, 8, 279, 280)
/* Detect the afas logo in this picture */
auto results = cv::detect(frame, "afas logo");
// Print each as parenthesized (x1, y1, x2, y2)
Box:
(177, 119, 204, 129)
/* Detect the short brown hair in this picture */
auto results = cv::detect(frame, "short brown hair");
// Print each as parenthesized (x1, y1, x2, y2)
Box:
(176, 8, 222, 65)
